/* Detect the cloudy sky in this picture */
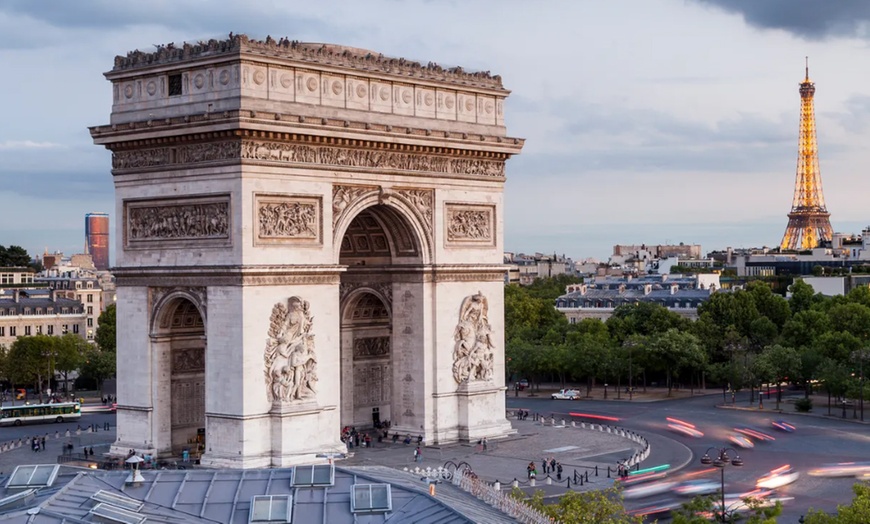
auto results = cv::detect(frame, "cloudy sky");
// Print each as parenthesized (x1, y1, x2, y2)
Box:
(2, 0, 870, 263)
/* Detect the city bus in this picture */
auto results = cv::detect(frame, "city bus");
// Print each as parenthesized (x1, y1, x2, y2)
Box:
(0, 402, 82, 426)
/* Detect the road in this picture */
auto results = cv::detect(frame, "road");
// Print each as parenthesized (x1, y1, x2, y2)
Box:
(508, 392, 866, 521)
(1, 412, 116, 442)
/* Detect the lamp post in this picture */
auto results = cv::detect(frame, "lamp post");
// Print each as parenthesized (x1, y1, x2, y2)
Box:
(623, 339, 635, 401)
(604, 383, 608, 400)
(700, 446, 744, 523)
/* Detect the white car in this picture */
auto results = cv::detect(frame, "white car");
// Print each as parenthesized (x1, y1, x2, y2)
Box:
(551, 389, 580, 400)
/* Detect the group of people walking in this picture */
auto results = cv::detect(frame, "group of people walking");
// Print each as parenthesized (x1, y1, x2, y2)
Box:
(527, 457, 564, 480)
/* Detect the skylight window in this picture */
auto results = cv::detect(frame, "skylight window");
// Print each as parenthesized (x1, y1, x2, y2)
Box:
(351, 484, 392, 513)
(89, 503, 147, 524)
(91, 490, 144, 512)
(0, 489, 36, 511)
(6, 465, 59, 489)
(249, 495, 291, 523)
(290, 464, 334, 487)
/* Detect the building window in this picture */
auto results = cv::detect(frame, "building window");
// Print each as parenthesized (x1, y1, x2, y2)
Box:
(86, 282, 93, 289)
(73, 325, 79, 334)
(36, 325, 42, 335)
(87, 294, 93, 303)
(47, 307, 53, 314)
(23, 308, 31, 315)
(35, 308, 42, 315)
(9, 327, 15, 336)
(24, 326, 31, 336)
(87, 306, 93, 315)
(87, 329, 93, 340)
(76, 282, 82, 289)
(168, 73, 183, 96)
(47, 325, 54, 335)
(87, 318, 93, 327)
(0, 327, 4, 336)
(62, 324, 68, 334)
(61, 308, 69, 314)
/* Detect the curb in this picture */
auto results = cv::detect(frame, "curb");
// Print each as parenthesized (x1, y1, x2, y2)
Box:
(715, 403, 870, 425)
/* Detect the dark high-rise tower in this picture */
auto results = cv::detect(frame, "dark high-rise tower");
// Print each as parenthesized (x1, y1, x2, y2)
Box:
(85, 212, 110, 270)
(779, 60, 833, 251)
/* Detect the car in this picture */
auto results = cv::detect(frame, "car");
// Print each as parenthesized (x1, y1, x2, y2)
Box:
(729, 433, 755, 449)
(551, 389, 580, 400)
(517, 379, 530, 389)
(772, 420, 796, 432)
(673, 480, 719, 496)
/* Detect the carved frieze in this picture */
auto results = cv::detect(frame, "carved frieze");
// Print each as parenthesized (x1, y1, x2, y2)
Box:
(112, 140, 506, 178)
(125, 195, 230, 248)
(254, 193, 321, 245)
(353, 336, 391, 359)
(340, 282, 392, 312)
(172, 347, 205, 374)
(452, 292, 495, 384)
(264, 297, 318, 403)
(445, 203, 495, 247)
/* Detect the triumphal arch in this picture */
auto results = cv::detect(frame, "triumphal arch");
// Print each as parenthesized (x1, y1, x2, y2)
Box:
(91, 34, 524, 468)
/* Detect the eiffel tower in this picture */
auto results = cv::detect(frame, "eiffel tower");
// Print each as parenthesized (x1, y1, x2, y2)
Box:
(780, 59, 833, 251)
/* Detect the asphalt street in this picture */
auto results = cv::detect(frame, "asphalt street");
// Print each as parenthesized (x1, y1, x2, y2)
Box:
(508, 391, 868, 522)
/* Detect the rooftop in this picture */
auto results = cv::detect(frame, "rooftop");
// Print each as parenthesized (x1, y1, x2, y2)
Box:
(111, 34, 504, 90)
(0, 465, 511, 524)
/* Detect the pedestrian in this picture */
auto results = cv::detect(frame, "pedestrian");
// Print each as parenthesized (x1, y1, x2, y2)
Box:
(414, 446, 422, 463)
(541, 459, 548, 475)
(557, 462, 563, 481)
(527, 462, 535, 480)
(40, 436, 46, 451)
(550, 457, 556, 472)
(354, 432, 360, 448)
(482, 437, 488, 452)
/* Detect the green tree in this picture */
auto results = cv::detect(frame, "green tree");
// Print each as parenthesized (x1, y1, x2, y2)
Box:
(755, 344, 801, 410)
(95, 304, 117, 353)
(788, 278, 819, 314)
(647, 329, 704, 396)
(0, 245, 33, 267)
(54, 334, 88, 391)
(79, 347, 116, 395)
(7, 335, 55, 401)
(804, 483, 870, 523)
(513, 487, 642, 524)
(746, 281, 791, 329)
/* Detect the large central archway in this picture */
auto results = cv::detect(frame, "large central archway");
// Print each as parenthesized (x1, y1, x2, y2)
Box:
(338, 204, 423, 434)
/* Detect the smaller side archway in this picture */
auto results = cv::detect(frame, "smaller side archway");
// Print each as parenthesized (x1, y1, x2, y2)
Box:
(339, 289, 393, 430)
(150, 291, 207, 456)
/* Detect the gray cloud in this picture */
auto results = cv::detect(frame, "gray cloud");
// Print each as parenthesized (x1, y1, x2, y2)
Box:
(0, 1, 344, 50)
(695, 0, 870, 40)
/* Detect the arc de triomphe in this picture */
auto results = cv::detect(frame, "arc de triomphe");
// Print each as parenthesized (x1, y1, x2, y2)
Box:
(91, 34, 524, 468)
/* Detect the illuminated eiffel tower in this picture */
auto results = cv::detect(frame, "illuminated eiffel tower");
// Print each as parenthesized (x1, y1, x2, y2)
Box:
(780, 59, 833, 251)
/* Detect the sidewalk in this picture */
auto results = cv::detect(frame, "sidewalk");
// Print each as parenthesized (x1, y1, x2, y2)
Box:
(717, 391, 870, 425)
(0, 425, 116, 475)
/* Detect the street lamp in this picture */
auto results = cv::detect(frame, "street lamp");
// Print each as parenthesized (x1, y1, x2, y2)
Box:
(623, 339, 636, 401)
(604, 383, 608, 400)
(700, 446, 744, 523)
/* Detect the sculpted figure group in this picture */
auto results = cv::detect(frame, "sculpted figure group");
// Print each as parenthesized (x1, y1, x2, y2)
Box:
(264, 297, 318, 403)
(452, 292, 495, 384)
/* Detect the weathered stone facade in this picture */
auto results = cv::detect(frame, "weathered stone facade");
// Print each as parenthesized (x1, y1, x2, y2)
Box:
(92, 34, 523, 468)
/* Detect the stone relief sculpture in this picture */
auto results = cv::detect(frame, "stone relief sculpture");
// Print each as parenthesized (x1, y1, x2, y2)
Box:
(397, 189, 434, 232)
(258, 200, 318, 239)
(128, 201, 229, 241)
(332, 185, 373, 229)
(353, 336, 391, 359)
(447, 207, 493, 242)
(264, 297, 318, 403)
(452, 292, 495, 384)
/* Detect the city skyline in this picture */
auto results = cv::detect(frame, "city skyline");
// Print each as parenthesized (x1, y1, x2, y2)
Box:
(3, 1, 870, 261)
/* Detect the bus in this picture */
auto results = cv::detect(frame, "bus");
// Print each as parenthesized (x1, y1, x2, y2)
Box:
(0, 402, 82, 426)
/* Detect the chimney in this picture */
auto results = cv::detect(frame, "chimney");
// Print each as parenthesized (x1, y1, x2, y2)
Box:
(13, 290, 20, 303)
